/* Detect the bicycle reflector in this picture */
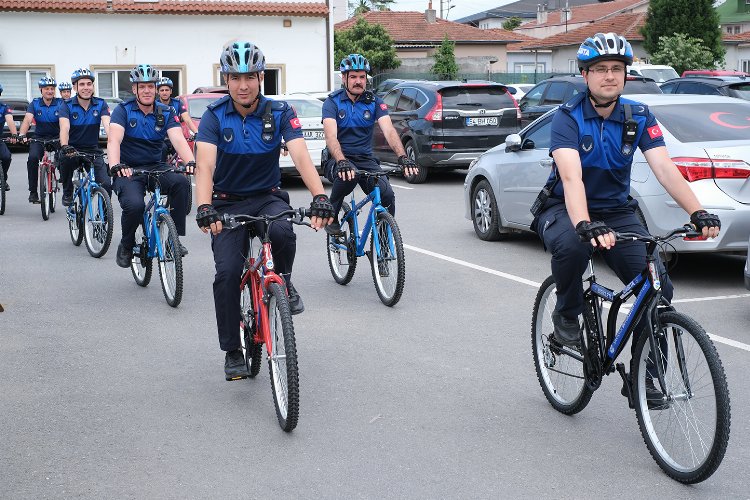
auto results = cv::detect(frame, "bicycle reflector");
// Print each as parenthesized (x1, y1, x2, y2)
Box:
(672, 157, 750, 182)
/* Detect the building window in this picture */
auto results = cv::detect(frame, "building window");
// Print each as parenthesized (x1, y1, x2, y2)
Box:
(742, 60, 750, 73)
(735, 26, 741, 34)
(569, 60, 577, 73)
(0, 68, 52, 100)
(94, 67, 184, 100)
(514, 63, 546, 73)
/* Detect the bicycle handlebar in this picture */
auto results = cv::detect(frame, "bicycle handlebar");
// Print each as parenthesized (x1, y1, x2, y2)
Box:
(221, 208, 311, 230)
(616, 225, 702, 243)
(130, 164, 191, 176)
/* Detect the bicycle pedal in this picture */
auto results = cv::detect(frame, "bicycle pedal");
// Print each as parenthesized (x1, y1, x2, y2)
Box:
(226, 375, 248, 382)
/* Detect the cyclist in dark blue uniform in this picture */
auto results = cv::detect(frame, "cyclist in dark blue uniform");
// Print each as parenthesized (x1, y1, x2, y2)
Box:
(0, 83, 18, 190)
(107, 64, 196, 268)
(59, 68, 112, 205)
(157, 77, 198, 139)
(533, 33, 720, 355)
(58, 82, 72, 101)
(19, 77, 61, 203)
(194, 41, 334, 380)
(321, 54, 417, 235)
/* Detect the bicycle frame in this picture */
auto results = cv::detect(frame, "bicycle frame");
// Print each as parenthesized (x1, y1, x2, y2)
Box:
(340, 182, 394, 261)
(68, 156, 106, 225)
(139, 181, 171, 261)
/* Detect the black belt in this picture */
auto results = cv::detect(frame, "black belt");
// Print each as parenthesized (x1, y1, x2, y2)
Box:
(212, 187, 279, 202)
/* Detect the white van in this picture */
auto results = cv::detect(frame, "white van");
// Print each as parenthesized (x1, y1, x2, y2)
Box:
(628, 63, 679, 83)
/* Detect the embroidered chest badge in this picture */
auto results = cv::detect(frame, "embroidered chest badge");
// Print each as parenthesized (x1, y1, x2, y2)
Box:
(338, 109, 346, 120)
(72, 112, 79, 121)
(93, 109, 99, 117)
(223, 128, 234, 142)
(129, 118, 137, 128)
(581, 135, 594, 153)
(363, 110, 371, 120)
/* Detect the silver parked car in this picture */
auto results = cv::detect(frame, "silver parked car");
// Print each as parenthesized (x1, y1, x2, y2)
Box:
(464, 94, 750, 254)
(267, 94, 326, 176)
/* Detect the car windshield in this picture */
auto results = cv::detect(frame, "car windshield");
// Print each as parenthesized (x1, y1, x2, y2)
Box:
(640, 68, 679, 82)
(653, 102, 750, 142)
(284, 98, 323, 118)
(440, 86, 514, 109)
(623, 80, 662, 94)
(727, 83, 750, 100)
(188, 97, 222, 119)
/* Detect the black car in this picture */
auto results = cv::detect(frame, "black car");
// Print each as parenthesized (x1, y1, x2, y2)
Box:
(373, 78, 407, 98)
(660, 76, 750, 100)
(518, 75, 662, 128)
(372, 81, 520, 183)
(1, 97, 32, 147)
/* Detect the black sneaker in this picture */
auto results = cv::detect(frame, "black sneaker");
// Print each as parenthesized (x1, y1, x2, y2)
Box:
(325, 221, 345, 236)
(551, 310, 582, 348)
(62, 194, 73, 206)
(116, 243, 133, 268)
(224, 349, 249, 381)
(622, 376, 670, 410)
(28, 191, 40, 203)
(287, 283, 304, 315)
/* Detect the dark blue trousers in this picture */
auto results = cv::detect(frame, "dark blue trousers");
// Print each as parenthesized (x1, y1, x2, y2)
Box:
(325, 155, 395, 216)
(113, 172, 190, 248)
(211, 191, 297, 351)
(0, 141, 10, 178)
(60, 148, 111, 197)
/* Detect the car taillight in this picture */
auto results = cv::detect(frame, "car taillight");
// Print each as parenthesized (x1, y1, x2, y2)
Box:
(425, 93, 443, 122)
(672, 157, 750, 182)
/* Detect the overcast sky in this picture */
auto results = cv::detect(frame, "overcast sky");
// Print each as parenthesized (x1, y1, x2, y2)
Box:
(388, 0, 516, 21)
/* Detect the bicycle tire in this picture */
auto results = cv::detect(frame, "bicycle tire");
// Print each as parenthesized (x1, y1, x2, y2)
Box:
(531, 276, 593, 415)
(40, 164, 50, 220)
(49, 167, 58, 214)
(156, 212, 183, 307)
(68, 195, 84, 246)
(369, 211, 405, 306)
(632, 311, 730, 483)
(266, 282, 299, 432)
(130, 222, 153, 287)
(84, 186, 114, 258)
(241, 282, 262, 378)
(0, 167, 5, 215)
(186, 176, 193, 215)
(327, 202, 357, 285)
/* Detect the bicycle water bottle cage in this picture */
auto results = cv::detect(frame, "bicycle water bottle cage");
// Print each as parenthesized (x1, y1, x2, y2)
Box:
(261, 101, 275, 143)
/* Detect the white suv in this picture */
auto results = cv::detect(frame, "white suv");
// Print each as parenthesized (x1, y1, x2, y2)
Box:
(628, 63, 679, 83)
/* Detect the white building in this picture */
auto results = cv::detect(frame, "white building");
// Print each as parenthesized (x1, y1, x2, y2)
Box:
(0, 0, 332, 101)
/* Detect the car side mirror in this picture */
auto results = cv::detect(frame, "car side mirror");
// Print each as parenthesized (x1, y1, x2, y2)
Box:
(505, 134, 522, 153)
(508, 87, 517, 95)
(522, 138, 536, 150)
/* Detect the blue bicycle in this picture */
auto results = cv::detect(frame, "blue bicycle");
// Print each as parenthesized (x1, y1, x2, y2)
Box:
(326, 169, 405, 306)
(129, 165, 188, 308)
(66, 151, 113, 258)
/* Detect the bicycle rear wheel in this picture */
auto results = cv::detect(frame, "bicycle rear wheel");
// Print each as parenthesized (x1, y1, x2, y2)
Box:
(130, 222, 152, 287)
(241, 280, 262, 378)
(186, 175, 193, 215)
(39, 165, 50, 220)
(68, 194, 84, 246)
(266, 282, 299, 432)
(632, 311, 730, 483)
(327, 202, 357, 285)
(49, 167, 58, 214)
(0, 166, 6, 215)
(531, 276, 593, 414)
(156, 212, 183, 307)
(369, 211, 405, 306)
(84, 186, 114, 258)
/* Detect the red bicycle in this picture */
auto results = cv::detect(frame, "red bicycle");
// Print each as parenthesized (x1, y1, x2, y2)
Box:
(221, 208, 311, 432)
(30, 138, 60, 220)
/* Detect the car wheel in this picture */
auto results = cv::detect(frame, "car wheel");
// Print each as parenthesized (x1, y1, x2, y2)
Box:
(471, 179, 505, 241)
(403, 140, 428, 184)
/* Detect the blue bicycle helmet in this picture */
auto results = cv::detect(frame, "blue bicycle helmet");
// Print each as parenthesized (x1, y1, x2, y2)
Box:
(71, 68, 94, 83)
(38, 77, 57, 88)
(220, 41, 265, 74)
(130, 64, 160, 83)
(577, 32, 633, 71)
(339, 54, 370, 74)
(157, 77, 173, 89)
(58, 82, 72, 91)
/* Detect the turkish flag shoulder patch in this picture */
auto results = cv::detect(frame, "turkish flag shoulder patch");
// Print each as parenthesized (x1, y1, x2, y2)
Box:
(380, 103, 388, 111)
(290, 117, 301, 129)
(647, 124, 662, 139)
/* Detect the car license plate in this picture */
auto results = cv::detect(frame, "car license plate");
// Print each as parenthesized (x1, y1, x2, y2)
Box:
(466, 117, 498, 126)
(14, 120, 21, 128)
(303, 130, 325, 140)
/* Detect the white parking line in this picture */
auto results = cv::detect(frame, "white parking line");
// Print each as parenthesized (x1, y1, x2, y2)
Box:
(391, 183, 414, 190)
(405, 243, 750, 353)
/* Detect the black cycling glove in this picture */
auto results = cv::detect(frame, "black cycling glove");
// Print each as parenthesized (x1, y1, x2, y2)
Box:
(310, 194, 335, 220)
(397, 155, 417, 170)
(109, 163, 127, 177)
(183, 161, 196, 174)
(61, 145, 77, 157)
(690, 210, 720, 231)
(44, 140, 59, 152)
(196, 204, 220, 229)
(576, 220, 613, 243)
(335, 159, 357, 177)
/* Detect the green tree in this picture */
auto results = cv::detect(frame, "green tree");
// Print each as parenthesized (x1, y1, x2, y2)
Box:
(502, 16, 522, 31)
(348, 0, 394, 16)
(641, 0, 724, 65)
(431, 36, 459, 80)
(334, 16, 401, 74)
(650, 33, 717, 75)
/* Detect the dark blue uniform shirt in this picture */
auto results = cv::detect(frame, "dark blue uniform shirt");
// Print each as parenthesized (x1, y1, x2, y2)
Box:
(27, 97, 62, 139)
(322, 89, 388, 156)
(549, 93, 666, 210)
(58, 96, 110, 149)
(110, 99, 180, 167)
(0, 102, 12, 119)
(197, 94, 303, 196)
(160, 97, 185, 117)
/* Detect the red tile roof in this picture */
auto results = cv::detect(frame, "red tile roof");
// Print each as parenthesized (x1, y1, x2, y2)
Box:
(335, 11, 532, 43)
(0, 0, 328, 16)
(523, 0, 647, 29)
(518, 12, 647, 50)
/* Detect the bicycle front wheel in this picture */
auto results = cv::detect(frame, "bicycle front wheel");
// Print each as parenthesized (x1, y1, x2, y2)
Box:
(369, 211, 405, 306)
(49, 168, 58, 213)
(241, 281, 262, 378)
(68, 195, 84, 246)
(632, 311, 730, 483)
(185, 175, 193, 215)
(327, 202, 357, 285)
(39, 165, 50, 220)
(84, 186, 114, 258)
(130, 222, 152, 287)
(156, 212, 183, 307)
(0, 166, 6, 215)
(267, 282, 299, 432)
(531, 276, 593, 415)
